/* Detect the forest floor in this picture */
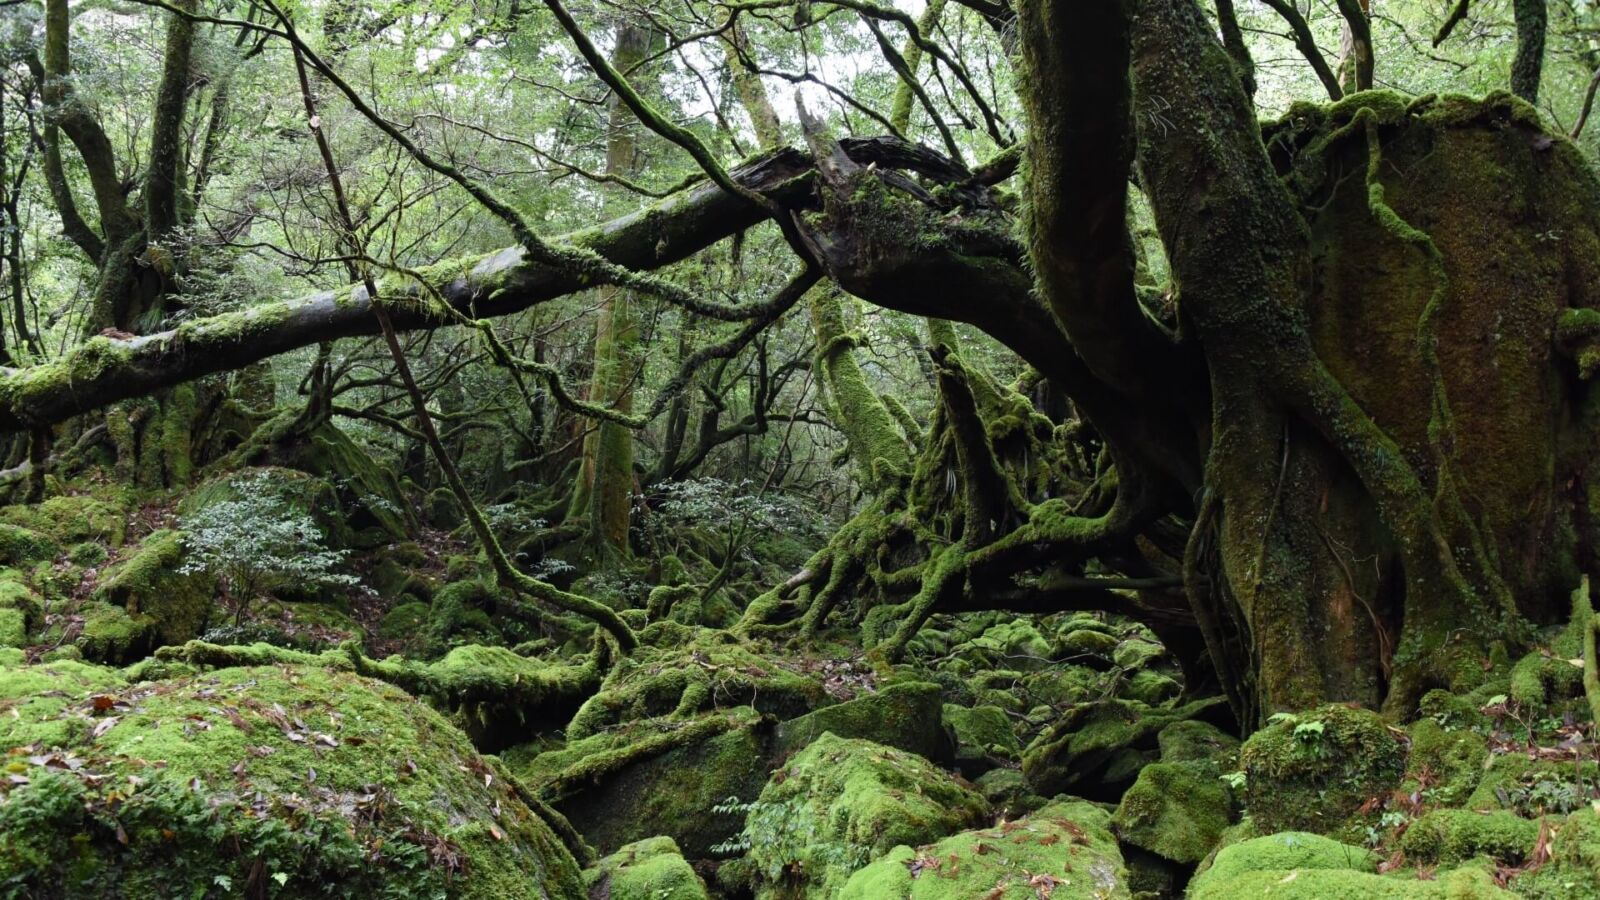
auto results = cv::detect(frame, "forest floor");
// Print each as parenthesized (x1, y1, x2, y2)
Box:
(1, 459, 1599, 899)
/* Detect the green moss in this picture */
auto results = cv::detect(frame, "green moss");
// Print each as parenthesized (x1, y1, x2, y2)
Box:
(1112, 637, 1165, 670)
(159, 382, 197, 486)
(253, 600, 363, 646)
(0, 661, 582, 897)
(1466, 753, 1600, 816)
(1158, 720, 1240, 768)
(93, 529, 214, 648)
(1402, 717, 1488, 806)
(0, 523, 56, 567)
(1507, 807, 1600, 897)
(518, 708, 767, 857)
(1123, 668, 1181, 705)
(67, 542, 108, 566)
(0, 494, 128, 548)
(1022, 697, 1224, 797)
(1060, 627, 1118, 659)
(1239, 704, 1406, 838)
(422, 579, 505, 653)
(1190, 831, 1511, 898)
(0, 607, 23, 646)
(74, 602, 157, 664)
(1113, 761, 1234, 864)
(567, 628, 828, 739)
(0, 579, 42, 629)
(973, 768, 1048, 818)
(378, 600, 431, 640)
(838, 798, 1130, 899)
(774, 681, 951, 763)
(743, 733, 989, 897)
(1400, 808, 1540, 864)
(584, 836, 711, 900)
(942, 703, 1020, 770)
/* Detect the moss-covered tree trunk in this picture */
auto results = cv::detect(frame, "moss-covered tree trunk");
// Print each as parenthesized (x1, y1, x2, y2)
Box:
(1123, 0, 1600, 720)
(570, 23, 654, 557)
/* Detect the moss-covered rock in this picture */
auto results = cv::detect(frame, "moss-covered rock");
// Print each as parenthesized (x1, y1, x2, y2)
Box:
(74, 602, 158, 664)
(1239, 704, 1406, 838)
(67, 541, 108, 567)
(0, 660, 583, 898)
(973, 767, 1048, 818)
(743, 733, 989, 897)
(583, 836, 711, 900)
(773, 681, 952, 763)
(1124, 668, 1181, 705)
(1157, 719, 1240, 768)
(0, 577, 41, 647)
(1113, 761, 1233, 864)
(0, 523, 56, 567)
(1402, 716, 1488, 807)
(1189, 831, 1511, 899)
(525, 710, 770, 858)
(1508, 807, 1600, 897)
(1399, 808, 1540, 865)
(1060, 627, 1119, 660)
(566, 626, 829, 739)
(1023, 697, 1224, 799)
(378, 600, 431, 641)
(1464, 753, 1600, 816)
(268, 422, 413, 544)
(92, 529, 215, 648)
(1112, 637, 1165, 670)
(941, 702, 1019, 775)
(0, 494, 128, 548)
(0, 606, 24, 647)
(837, 798, 1129, 899)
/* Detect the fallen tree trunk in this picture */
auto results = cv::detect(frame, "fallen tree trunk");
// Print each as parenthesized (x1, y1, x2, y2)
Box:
(0, 136, 1031, 436)
(0, 148, 823, 432)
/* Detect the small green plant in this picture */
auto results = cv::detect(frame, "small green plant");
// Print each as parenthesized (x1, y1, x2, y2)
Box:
(1221, 771, 1247, 791)
(179, 472, 359, 625)
(709, 796, 759, 856)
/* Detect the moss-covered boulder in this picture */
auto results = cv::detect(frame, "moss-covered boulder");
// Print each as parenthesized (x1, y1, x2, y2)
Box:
(262, 422, 413, 544)
(1022, 697, 1224, 799)
(565, 626, 829, 739)
(941, 702, 1020, 773)
(1401, 717, 1488, 807)
(0, 575, 41, 648)
(973, 767, 1048, 818)
(524, 709, 769, 859)
(743, 733, 989, 897)
(837, 798, 1129, 899)
(74, 602, 158, 664)
(583, 836, 711, 900)
(0, 523, 56, 567)
(1113, 761, 1232, 864)
(1059, 627, 1119, 660)
(1157, 719, 1239, 768)
(773, 681, 952, 763)
(92, 529, 215, 648)
(0, 494, 128, 549)
(1188, 831, 1512, 899)
(1465, 753, 1600, 816)
(0, 660, 583, 898)
(1239, 704, 1406, 837)
(180, 465, 350, 554)
(1112, 636, 1165, 670)
(1399, 808, 1541, 865)
(1508, 807, 1600, 897)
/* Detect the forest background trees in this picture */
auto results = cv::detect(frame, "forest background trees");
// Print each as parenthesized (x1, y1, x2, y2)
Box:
(1, 0, 1599, 728)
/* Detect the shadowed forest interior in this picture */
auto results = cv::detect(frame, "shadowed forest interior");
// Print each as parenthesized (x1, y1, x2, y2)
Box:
(5, 0, 1600, 897)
